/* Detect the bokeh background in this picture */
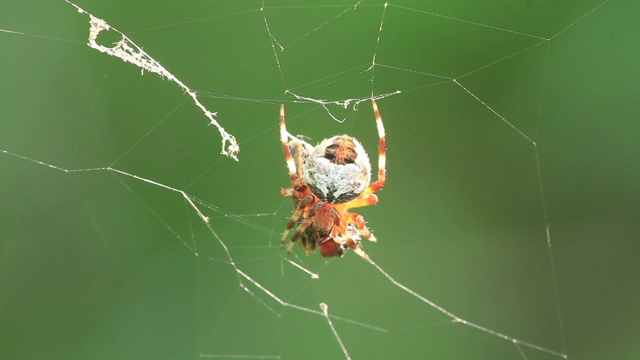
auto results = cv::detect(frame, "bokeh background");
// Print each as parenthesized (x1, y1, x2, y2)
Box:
(1, 1, 638, 359)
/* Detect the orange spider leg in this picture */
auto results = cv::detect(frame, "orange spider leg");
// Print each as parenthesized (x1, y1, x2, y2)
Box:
(347, 212, 377, 242)
(344, 194, 378, 209)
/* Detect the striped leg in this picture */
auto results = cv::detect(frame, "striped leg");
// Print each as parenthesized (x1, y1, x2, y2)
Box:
(347, 212, 377, 242)
(286, 216, 315, 255)
(280, 105, 304, 190)
(363, 100, 386, 195)
(280, 194, 314, 249)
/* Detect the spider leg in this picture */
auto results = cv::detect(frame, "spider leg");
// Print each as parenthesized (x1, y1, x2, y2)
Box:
(280, 105, 305, 190)
(344, 194, 378, 209)
(288, 138, 312, 182)
(342, 100, 386, 210)
(362, 100, 386, 196)
(301, 227, 319, 253)
(347, 212, 377, 242)
(344, 236, 368, 259)
(280, 193, 314, 249)
(286, 217, 315, 255)
(329, 221, 369, 259)
(280, 187, 309, 198)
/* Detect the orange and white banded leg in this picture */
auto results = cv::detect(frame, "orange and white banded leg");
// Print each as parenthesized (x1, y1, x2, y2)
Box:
(347, 212, 377, 242)
(280, 105, 304, 190)
(345, 237, 368, 259)
(286, 217, 315, 255)
(280, 193, 314, 249)
(363, 100, 386, 196)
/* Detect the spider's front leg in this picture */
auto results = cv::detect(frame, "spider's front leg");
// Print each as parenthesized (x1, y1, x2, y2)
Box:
(287, 138, 313, 182)
(362, 100, 387, 196)
(280, 105, 314, 190)
(280, 105, 303, 190)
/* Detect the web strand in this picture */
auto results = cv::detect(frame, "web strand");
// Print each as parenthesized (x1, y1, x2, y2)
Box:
(365, 257, 567, 358)
(3, 140, 569, 357)
(0, 148, 387, 350)
(320, 303, 351, 360)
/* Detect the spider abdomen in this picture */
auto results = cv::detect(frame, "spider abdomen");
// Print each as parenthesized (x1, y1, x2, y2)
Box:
(304, 135, 371, 203)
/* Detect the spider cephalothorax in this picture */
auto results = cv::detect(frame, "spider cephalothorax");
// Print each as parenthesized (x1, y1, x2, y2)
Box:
(279, 100, 386, 258)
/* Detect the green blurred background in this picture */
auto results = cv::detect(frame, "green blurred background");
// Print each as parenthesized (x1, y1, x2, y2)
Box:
(1, 1, 638, 359)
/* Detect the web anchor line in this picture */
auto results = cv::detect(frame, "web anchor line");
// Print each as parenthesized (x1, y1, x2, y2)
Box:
(366, 257, 568, 358)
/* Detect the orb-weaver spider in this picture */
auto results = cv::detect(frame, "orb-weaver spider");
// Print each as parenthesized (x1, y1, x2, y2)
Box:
(279, 100, 386, 258)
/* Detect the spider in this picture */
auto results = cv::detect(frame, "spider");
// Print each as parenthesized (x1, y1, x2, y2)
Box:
(279, 100, 386, 259)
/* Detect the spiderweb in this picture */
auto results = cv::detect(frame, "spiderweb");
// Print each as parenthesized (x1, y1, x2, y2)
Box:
(0, 0, 629, 359)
